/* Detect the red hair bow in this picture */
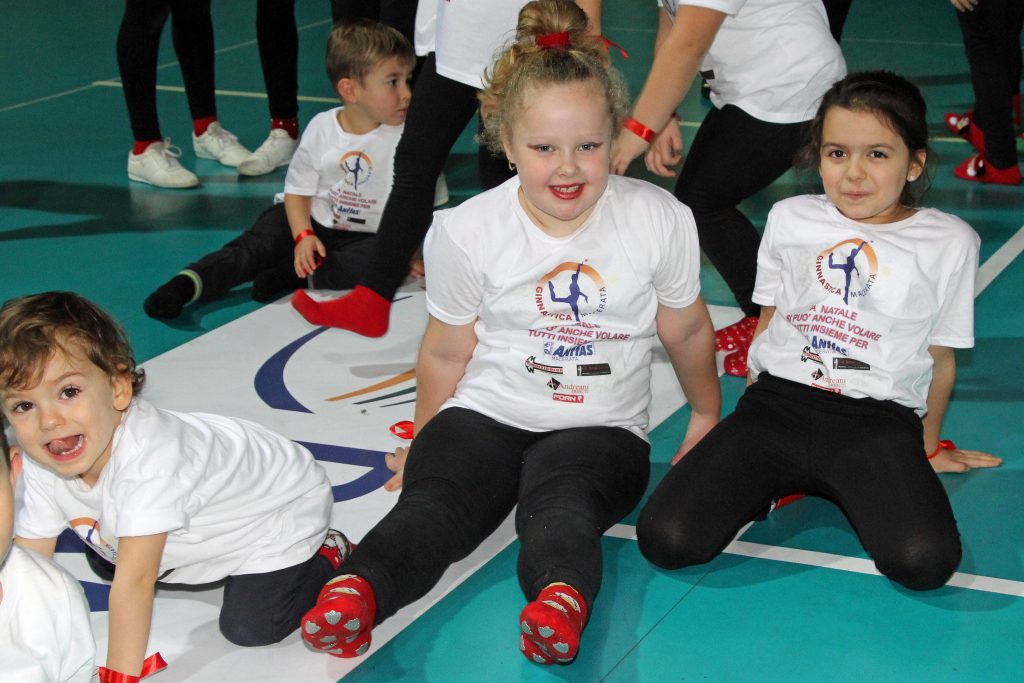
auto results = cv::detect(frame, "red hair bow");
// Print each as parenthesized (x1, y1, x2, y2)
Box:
(536, 32, 571, 49)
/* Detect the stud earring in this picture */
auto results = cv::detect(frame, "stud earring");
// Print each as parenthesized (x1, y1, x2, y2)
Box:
(508, 161, 516, 171)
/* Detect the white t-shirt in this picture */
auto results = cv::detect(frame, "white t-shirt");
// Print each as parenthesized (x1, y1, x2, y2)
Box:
(423, 176, 702, 439)
(430, 0, 526, 89)
(284, 107, 403, 233)
(663, 0, 846, 123)
(749, 195, 979, 414)
(16, 398, 332, 584)
(0, 546, 95, 683)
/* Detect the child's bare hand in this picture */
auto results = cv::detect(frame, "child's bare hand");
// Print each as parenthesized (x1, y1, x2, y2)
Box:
(383, 446, 409, 491)
(294, 236, 325, 278)
(930, 446, 1002, 473)
(407, 257, 425, 279)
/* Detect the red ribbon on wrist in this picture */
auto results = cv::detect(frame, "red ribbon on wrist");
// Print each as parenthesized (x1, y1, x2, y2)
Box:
(927, 439, 957, 459)
(294, 229, 315, 246)
(97, 652, 168, 683)
(623, 117, 656, 144)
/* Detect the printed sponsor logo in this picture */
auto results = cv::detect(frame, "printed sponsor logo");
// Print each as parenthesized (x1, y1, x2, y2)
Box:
(800, 346, 823, 364)
(833, 357, 870, 371)
(548, 377, 561, 390)
(525, 356, 564, 375)
(553, 393, 585, 403)
(547, 377, 588, 393)
(577, 363, 611, 376)
(543, 341, 595, 358)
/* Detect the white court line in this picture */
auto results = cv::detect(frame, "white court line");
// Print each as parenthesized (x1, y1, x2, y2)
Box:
(92, 80, 337, 104)
(976, 225, 1024, 297)
(605, 523, 1024, 597)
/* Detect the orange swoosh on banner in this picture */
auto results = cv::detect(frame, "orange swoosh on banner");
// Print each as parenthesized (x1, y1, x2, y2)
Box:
(325, 369, 416, 401)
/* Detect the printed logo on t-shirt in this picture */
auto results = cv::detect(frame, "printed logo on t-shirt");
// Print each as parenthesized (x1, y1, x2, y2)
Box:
(534, 261, 608, 323)
(814, 239, 878, 304)
(338, 151, 375, 189)
(524, 356, 563, 375)
(547, 377, 587, 403)
(69, 516, 118, 563)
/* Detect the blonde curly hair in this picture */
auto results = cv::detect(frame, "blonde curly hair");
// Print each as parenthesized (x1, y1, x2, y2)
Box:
(478, 0, 629, 154)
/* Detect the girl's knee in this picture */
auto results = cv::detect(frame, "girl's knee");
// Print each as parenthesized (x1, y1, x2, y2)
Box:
(876, 534, 962, 591)
(636, 511, 720, 570)
(219, 617, 289, 647)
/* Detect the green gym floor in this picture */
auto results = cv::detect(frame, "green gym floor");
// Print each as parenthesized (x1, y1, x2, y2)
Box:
(1, 1, 1022, 681)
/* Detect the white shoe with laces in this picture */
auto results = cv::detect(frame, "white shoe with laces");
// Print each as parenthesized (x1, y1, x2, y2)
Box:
(127, 139, 199, 189)
(237, 128, 298, 176)
(192, 122, 252, 167)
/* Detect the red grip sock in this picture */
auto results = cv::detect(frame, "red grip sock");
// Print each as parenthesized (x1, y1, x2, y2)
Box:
(301, 575, 376, 658)
(519, 583, 588, 665)
(193, 115, 218, 137)
(290, 286, 392, 337)
(271, 116, 299, 139)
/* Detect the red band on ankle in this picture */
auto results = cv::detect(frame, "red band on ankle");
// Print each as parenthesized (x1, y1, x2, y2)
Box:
(623, 117, 656, 144)
(294, 229, 315, 246)
(927, 439, 956, 459)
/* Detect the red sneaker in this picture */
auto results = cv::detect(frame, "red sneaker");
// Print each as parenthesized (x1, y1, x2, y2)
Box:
(954, 154, 1022, 185)
(714, 315, 758, 352)
(944, 111, 986, 153)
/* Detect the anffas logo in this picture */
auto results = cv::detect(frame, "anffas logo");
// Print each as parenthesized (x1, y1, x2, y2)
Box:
(815, 239, 878, 304)
(535, 261, 607, 323)
(339, 151, 374, 189)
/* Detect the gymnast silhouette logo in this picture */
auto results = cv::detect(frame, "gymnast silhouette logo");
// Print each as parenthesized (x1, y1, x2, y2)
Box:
(535, 261, 608, 322)
(339, 151, 374, 189)
(814, 239, 878, 303)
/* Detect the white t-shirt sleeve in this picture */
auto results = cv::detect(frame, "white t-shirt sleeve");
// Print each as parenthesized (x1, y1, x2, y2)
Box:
(13, 457, 68, 540)
(423, 208, 484, 325)
(652, 199, 702, 308)
(678, 0, 745, 15)
(929, 228, 979, 348)
(752, 207, 783, 307)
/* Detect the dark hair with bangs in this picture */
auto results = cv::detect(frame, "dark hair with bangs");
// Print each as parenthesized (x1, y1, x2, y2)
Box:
(796, 70, 931, 206)
(0, 291, 145, 396)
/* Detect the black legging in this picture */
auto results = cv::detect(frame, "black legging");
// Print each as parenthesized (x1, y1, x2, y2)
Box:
(956, 0, 1024, 169)
(675, 105, 810, 318)
(638, 374, 962, 591)
(256, 0, 298, 120)
(117, 0, 216, 142)
(336, 407, 650, 624)
(358, 54, 513, 301)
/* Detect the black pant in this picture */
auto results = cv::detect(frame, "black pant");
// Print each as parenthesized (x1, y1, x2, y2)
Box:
(359, 54, 513, 300)
(675, 105, 809, 317)
(330, 0, 416, 43)
(337, 407, 650, 624)
(117, 0, 216, 141)
(256, 0, 298, 120)
(956, 0, 1024, 169)
(85, 545, 333, 646)
(638, 374, 961, 591)
(186, 203, 375, 301)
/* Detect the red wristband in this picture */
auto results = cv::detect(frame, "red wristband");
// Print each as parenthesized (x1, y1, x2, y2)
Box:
(97, 652, 168, 683)
(927, 439, 957, 459)
(294, 229, 315, 246)
(623, 117, 656, 144)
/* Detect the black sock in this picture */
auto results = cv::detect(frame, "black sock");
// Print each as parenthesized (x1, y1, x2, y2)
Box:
(252, 264, 305, 303)
(143, 274, 196, 319)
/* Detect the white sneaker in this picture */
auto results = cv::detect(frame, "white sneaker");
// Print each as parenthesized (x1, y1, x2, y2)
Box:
(127, 139, 199, 189)
(192, 122, 252, 167)
(237, 128, 298, 176)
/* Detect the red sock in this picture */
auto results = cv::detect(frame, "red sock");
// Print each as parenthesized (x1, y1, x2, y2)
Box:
(193, 115, 218, 137)
(519, 583, 588, 665)
(301, 575, 376, 658)
(290, 286, 391, 337)
(132, 139, 162, 156)
(272, 116, 299, 139)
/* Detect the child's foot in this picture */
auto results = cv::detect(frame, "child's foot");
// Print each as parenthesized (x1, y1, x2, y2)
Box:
(252, 264, 305, 303)
(290, 285, 391, 337)
(519, 583, 588, 665)
(714, 315, 758, 352)
(144, 273, 199, 319)
(317, 529, 354, 570)
(723, 344, 749, 378)
(954, 154, 1022, 185)
(301, 575, 376, 657)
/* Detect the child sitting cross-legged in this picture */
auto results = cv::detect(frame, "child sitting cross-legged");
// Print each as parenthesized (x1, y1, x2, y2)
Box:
(145, 19, 438, 321)
(0, 291, 355, 682)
